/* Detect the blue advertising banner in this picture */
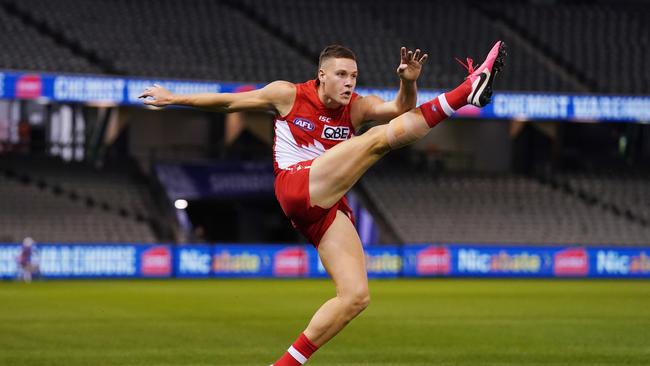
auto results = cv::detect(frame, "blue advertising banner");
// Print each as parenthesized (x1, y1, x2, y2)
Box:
(0, 245, 21, 279)
(0, 70, 258, 104)
(304, 247, 402, 279)
(2, 69, 650, 122)
(403, 245, 564, 278)
(402, 245, 650, 278)
(38, 244, 138, 278)
(2, 243, 649, 279)
(211, 245, 312, 278)
(403, 245, 454, 277)
(174, 245, 213, 278)
(0, 244, 172, 279)
(454, 246, 552, 278)
(591, 248, 650, 278)
(364, 247, 402, 278)
(40, 244, 172, 279)
(178, 245, 322, 279)
(0, 72, 4, 99)
(211, 245, 272, 278)
(355, 89, 650, 122)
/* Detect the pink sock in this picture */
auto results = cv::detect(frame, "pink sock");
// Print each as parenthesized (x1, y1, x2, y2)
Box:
(273, 333, 319, 365)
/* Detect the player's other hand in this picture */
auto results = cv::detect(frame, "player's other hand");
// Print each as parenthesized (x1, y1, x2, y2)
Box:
(138, 84, 174, 107)
(397, 47, 428, 82)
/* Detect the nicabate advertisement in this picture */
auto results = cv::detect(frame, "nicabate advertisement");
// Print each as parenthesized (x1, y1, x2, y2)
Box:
(2, 244, 649, 279)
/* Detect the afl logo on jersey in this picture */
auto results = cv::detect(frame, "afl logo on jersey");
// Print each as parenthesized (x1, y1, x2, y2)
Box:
(293, 118, 315, 131)
(322, 125, 351, 140)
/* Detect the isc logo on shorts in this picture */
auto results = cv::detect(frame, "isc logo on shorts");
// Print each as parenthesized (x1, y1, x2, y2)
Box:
(321, 125, 350, 140)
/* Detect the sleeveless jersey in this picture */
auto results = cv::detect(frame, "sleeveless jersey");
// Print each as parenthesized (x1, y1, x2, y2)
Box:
(273, 79, 359, 175)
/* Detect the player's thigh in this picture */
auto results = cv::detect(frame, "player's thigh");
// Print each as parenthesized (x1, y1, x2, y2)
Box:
(318, 211, 368, 297)
(309, 125, 390, 208)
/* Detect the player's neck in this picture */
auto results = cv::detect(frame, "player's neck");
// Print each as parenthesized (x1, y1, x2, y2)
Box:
(317, 85, 343, 109)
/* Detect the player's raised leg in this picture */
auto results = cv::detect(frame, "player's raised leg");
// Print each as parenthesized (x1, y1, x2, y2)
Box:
(309, 41, 506, 208)
(272, 211, 368, 365)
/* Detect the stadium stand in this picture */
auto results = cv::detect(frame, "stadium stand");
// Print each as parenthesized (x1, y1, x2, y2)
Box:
(0, 3, 100, 73)
(359, 0, 579, 91)
(487, 0, 650, 93)
(1, 0, 631, 92)
(0, 0, 314, 81)
(0, 155, 153, 218)
(236, 0, 405, 87)
(553, 171, 650, 225)
(230, 0, 576, 91)
(361, 167, 650, 245)
(0, 155, 158, 243)
(0, 0, 648, 246)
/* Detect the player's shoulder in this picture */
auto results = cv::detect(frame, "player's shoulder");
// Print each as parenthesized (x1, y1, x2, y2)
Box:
(262, 81, 298, 117)
(263, 80, 296, 96)
(353, 94, 383, 106)
(351, 94, 384, 119)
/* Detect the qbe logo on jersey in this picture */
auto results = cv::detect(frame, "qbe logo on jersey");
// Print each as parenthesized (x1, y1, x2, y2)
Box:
(321, 125, 351, 141)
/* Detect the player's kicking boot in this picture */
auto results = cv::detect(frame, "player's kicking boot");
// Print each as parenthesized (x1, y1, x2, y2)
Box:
(457, 40, 507, 107)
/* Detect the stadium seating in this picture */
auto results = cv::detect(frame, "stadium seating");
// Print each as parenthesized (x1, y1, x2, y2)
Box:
(555, 171, 650, 224)
(0, 4, 100, 73)
(361, 168, 650, 245)
(237, 0, 405, 88)
(490, 1, 650, 93)
(2, 0, 314, 81)
(3, 0, 645, 93)
(356, 0, 576, 91)
(0, 155, 158, 243)
(1, 0, 648, 246)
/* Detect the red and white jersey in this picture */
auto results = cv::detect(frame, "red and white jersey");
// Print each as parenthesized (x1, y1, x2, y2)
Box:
(273, 79, 359, 175)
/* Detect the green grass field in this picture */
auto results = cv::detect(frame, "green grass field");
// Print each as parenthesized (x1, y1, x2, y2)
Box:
(1, 279, 649, 366)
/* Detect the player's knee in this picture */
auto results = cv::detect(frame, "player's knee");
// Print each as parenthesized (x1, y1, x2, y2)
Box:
(357, 292, 371, 312)
(385, 111, 430, 149)
(364, 125, 391, 156)
(342, 288, 371, 316)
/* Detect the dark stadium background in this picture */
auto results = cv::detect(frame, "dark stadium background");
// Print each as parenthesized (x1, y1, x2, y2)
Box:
(1, 1, 650, 366)
(1, 0, 649, 248)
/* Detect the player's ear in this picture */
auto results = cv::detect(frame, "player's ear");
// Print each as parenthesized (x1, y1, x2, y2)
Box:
(318, 69, 325, 84)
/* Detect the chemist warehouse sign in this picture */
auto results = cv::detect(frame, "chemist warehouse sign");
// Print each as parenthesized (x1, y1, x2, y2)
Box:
(2, 70, 650, 122)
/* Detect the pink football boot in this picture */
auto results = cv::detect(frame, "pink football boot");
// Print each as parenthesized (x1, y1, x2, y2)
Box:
(456, 41, 507, 107)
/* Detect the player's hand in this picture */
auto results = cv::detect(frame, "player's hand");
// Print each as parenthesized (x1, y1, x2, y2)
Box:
(138, 84, 174, 107)
(396, 47, 428, 82)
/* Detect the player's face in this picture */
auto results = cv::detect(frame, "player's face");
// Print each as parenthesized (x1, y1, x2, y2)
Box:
(318, 58, 358, 106)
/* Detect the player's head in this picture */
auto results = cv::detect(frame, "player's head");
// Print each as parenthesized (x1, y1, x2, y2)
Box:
(22, 237, 35, 248)
(317, 45, 358, 106)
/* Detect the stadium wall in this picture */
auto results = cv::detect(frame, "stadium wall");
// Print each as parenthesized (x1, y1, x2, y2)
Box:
(1, 243, 649, 280)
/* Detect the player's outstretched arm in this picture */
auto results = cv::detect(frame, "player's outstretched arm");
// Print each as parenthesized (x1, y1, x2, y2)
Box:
(138, 80, 296, 114)
(354, 47, 428, 126)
